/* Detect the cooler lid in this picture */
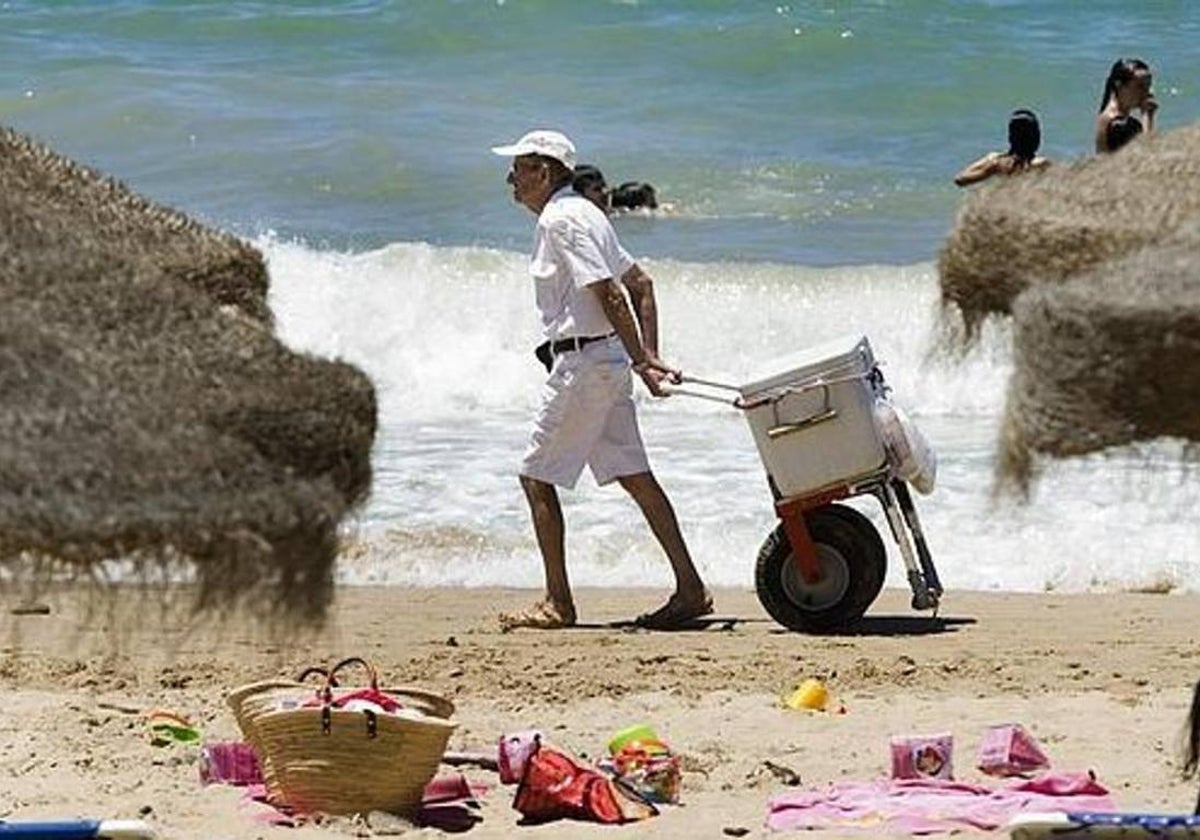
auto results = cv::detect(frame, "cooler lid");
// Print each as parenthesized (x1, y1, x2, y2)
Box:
(738, 334, 875, 398)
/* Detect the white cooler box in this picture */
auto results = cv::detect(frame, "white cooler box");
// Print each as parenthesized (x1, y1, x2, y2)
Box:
(738, 334, 887, 499)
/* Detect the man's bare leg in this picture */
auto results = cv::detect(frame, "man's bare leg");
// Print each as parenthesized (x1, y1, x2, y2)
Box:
(618, 471, 712, 627)
(500, 475, 577, 630)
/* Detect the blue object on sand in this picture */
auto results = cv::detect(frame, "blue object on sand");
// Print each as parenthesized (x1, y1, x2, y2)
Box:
(0, 821, 155, 839)
(1009, 811, 1200, 838)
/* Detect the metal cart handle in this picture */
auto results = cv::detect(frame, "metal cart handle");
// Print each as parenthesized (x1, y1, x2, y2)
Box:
(767, 406, 838, 438)
(662, 375, 744, 407)
(665, 371, 866, 414)
(665, 375, 786, 410)
(766, 382, 837, 437)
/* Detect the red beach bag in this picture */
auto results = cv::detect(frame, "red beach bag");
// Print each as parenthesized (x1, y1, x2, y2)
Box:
(513, 743, 655, 824)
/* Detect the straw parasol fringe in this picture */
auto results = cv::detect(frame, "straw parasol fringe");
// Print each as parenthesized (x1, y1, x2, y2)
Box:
(997, 239, 1200, 495)
(1, 126, 271, 324)
(0, 124, 376, 624)
(938, 121, 1200, 346)
(936, 120, 1200, 492)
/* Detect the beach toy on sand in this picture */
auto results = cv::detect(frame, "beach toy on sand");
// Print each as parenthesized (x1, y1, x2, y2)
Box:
(977, 723, 1050, 777)
(608, 747, 681, 805)
(784, 678, 830, 711)
(145, 709, 200, 746)
(890, 732, 954, 780)
(607, 723, 664, 756)
(603, 725, 680, 804)
(0, 820, 156, 838)
(498, 729, 542, 784)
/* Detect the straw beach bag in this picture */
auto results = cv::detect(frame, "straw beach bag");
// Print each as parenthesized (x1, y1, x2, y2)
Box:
(228, 657, 456, 817)
(226, 666, 332, 798)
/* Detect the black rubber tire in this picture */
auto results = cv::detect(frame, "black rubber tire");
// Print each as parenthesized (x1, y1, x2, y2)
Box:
(755, 503, 887, 633)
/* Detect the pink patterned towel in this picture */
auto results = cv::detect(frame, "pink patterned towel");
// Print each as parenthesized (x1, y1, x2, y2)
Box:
(199, 741, 262, 786)
(766, 772, 1115, 834)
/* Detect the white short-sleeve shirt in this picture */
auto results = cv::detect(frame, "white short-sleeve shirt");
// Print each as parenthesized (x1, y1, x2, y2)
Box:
(530, 186, 635, 340)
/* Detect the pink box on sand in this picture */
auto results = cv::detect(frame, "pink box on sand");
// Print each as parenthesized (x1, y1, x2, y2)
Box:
(976, 723, 1050, 777)
(890, 733, 953, 780)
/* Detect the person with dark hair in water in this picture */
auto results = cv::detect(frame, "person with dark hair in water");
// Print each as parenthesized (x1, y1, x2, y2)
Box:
(572, 164, 659, 212)
(1186, 678, 1200, 815)
(954, 109, 1050, 187)
(1096, 57, 1156, 153)
(570, 164, 663, 384)
(1105, 112, 1144, 152)
(610, 181, 658, 211)
(572, 164, 610, 212)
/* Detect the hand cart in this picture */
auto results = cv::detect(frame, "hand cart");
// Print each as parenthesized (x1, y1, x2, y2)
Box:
(670, 334, 942, 633)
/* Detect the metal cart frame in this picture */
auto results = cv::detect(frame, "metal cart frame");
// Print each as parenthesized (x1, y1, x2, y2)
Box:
(671, 369, 943, 632)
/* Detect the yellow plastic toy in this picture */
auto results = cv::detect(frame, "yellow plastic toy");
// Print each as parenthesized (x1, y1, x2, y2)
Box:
(784, 678, 830, 711)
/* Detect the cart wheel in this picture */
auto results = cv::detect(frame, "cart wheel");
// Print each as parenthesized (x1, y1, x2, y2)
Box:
(755, 503, 886, 633)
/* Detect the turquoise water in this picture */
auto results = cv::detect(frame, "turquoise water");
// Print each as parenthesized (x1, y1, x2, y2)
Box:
(3, 3, 1198, 593)
(4, 2, 1198, 263)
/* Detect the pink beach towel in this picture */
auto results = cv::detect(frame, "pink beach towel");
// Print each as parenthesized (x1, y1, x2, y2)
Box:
(765, 772, 1115, 834)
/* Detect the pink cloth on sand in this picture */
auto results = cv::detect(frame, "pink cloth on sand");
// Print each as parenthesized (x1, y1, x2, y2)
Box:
(241, 773, 489, 827)
(199, 741, 262, 786)
(766, 772, 1115, 834)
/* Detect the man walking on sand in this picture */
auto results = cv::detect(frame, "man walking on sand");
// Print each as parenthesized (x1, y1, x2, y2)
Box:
(491, 128, 712, 631)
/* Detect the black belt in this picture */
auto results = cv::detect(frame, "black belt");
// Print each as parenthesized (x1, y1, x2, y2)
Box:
(550, 332, 614, 355)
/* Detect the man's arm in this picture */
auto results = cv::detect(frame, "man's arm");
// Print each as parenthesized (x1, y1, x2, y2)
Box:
(620, 263, 658, 356)
(591, 278, 676, 396)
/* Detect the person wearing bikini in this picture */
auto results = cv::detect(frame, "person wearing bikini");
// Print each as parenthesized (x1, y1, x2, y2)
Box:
(954, 109, 1050, 187)
(1096, 57, 1157, 153)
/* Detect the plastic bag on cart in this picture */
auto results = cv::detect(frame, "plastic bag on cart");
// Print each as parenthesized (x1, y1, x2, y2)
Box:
(873, 399, 937, 494)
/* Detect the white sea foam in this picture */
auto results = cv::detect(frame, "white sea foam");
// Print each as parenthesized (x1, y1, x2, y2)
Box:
(264, 236, 1200, 596)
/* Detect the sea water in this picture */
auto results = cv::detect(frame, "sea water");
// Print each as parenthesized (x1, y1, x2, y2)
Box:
(3, 1, 1197, 593)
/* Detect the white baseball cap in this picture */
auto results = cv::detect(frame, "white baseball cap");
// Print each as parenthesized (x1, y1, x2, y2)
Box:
(490, 129, 577, 171)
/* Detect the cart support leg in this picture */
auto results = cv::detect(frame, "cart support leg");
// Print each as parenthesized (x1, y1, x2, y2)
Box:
(892, 480, 942, 597)
(775, 498, 822, 585)
(879, 482, 939, 612)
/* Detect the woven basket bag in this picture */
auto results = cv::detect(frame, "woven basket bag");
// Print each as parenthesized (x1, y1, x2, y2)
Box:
(228, 657, 456, 816)
(226, 667, 333, 798)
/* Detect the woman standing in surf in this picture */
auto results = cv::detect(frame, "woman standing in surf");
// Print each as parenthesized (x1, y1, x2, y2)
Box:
(1095, 58, 1157, 153)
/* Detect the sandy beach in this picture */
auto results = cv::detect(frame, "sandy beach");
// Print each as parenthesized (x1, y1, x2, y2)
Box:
(1, 585, 1197, 838)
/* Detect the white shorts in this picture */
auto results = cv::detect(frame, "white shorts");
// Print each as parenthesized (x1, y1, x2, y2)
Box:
(520, 336, 650, 489)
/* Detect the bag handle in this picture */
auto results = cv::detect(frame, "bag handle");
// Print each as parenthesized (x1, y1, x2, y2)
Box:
(295, 665, 338, 687)
(323, 656, 379, 696)
(318, 657, 381, 736)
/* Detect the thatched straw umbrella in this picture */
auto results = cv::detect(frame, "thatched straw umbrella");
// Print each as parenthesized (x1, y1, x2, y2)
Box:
(939, 121, 1200, 341)
(998, 233, 1200, 493)
(938, 120, 1200, 492)
(0, 125, 376, 624)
